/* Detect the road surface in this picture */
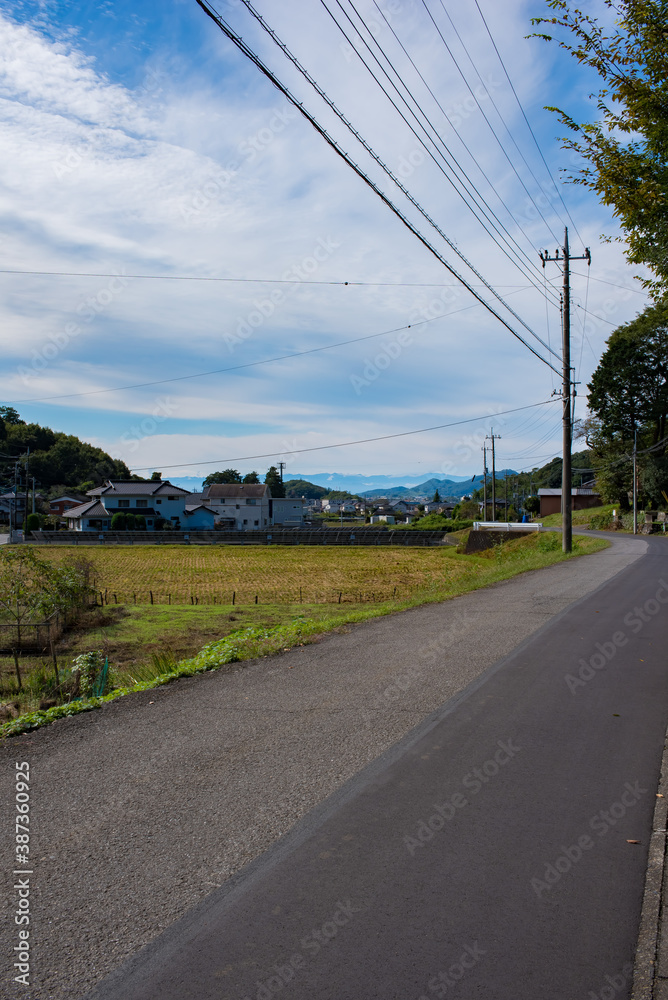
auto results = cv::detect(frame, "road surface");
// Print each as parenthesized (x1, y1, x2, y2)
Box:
(1, 532, 663, 999)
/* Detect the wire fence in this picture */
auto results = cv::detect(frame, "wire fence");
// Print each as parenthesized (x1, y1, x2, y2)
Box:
(94, 587, 404, 607)
(0, 610, 65, 653)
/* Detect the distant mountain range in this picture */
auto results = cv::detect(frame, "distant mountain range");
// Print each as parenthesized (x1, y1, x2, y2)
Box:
(360, 470, 518, 500)
(167, 472, 472, 494)
(167, 469, 519, 499)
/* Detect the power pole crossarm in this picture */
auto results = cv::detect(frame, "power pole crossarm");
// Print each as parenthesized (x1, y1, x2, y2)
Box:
(540, 228, 591, 553)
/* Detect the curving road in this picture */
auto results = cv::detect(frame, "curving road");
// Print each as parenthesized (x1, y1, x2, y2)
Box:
(1, 533, 665, 999)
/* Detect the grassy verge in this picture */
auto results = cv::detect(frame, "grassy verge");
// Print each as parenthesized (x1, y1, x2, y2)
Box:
(0, 533, 607, 738)
(540, 503, 618, 529)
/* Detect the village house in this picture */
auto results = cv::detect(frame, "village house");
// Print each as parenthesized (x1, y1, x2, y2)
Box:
(66, 480, 213, 531)
(191, 484, 306, 529)
(537, 487, 602, 518)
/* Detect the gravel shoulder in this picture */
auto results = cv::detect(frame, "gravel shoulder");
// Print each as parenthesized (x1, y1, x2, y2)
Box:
(0, 534, 646, 1000)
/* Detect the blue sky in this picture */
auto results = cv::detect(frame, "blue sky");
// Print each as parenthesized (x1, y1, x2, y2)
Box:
(0, 0, 649, 481)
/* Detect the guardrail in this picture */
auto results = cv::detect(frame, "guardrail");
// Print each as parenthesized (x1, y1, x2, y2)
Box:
(473, 522, 543, 532)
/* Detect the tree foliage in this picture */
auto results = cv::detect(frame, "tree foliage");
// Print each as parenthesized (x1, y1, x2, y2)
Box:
(203, 469, 242, 486)
(242, 471, 260, 484)
(0, 414, 130, 489)
(531, 0, 668, 295)
(264, 466, 285, 497)
(284, 479, 328, 499)
(583, 298, 668, 505)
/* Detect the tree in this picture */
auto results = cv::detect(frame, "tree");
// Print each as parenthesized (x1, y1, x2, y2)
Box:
(525, 496, 541, 514)
(0, 406, 23, 425)
(531, 0, 668, 295)
(264, 466, 285, 497)
(284, 478, 327, 499)
(150, 472, 162, 481)
(203, 469, 242, 486)
(110, 512, 126, 530)
(242, 471, 260, 484)
(584, 299, 668, 505)
(433, 489, 441, 502)
(0, 548, 93, 686)
(458, 499, 480, 519)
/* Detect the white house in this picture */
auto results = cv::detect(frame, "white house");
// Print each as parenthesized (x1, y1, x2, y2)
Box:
(67, 480, 192, 531)
(192, 484, 306, 529)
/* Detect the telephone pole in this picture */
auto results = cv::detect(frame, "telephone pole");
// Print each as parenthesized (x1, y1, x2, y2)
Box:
(278, 461, 286, 483)
(540, 228, 591, 553)
(486, 429, 501, 522)
(482, 444, 488, 520)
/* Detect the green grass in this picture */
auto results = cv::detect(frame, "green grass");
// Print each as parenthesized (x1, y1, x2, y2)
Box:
(0, 533, 608, 737)
(540, 504, 618, 529)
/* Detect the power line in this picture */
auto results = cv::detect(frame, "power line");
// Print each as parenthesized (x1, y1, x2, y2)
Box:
(128, 397, 560, 471)
(423, 0, 562, 244)
(252, 0, 561, 331)
(367, 0, 558, 280)
(470, 0, 583, 243)
(0, 267, 534, 288)
(194, 1, 561, 374)
(570, 271, 648, 293)
(322, 0, 560, 302)
(4, 303, 485, 405)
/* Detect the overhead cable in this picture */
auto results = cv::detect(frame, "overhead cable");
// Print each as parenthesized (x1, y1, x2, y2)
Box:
(237, 0, 562, 341)
(321, 0, 560, 303)
(194, 1, 561, 373)
(129, 397, 560, 471)
(471, 0, 583, 243)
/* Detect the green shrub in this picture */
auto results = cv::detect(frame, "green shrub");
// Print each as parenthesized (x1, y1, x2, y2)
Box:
(71, 650, 108, 697)
(25, 513, 41, 533)
(135, 515, 146, 530)
(125, 513, 136, 530)
(110, 512, 126, 530)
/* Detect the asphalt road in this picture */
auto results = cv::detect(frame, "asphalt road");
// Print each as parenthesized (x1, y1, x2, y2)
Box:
(0, 533, 661, 999)
(82, 534, 668, 1000)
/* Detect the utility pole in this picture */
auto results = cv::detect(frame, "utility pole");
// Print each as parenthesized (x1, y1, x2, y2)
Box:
(540, 228, 591, 553)
(482, 445, 488, 521)
(504, 473, 508, 521)
(278, 461, 286, 483)
(486, 429, 501, 522)
(633, 427, 638, 535)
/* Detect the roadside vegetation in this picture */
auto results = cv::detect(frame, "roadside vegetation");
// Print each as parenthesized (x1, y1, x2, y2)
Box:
(0, 532, 607, 737)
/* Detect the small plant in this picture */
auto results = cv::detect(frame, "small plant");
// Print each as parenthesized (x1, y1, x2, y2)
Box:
(71, 650, 108, 697)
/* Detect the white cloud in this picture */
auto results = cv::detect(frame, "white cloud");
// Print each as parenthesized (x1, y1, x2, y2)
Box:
(0, 2, 649, 475)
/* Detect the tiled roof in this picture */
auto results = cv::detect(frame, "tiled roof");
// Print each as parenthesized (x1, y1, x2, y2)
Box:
(184, 504, 214, 514)
(92, 480, 191, 497)
(66, 500, 109, 518)
(204, 484, 269, 499)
